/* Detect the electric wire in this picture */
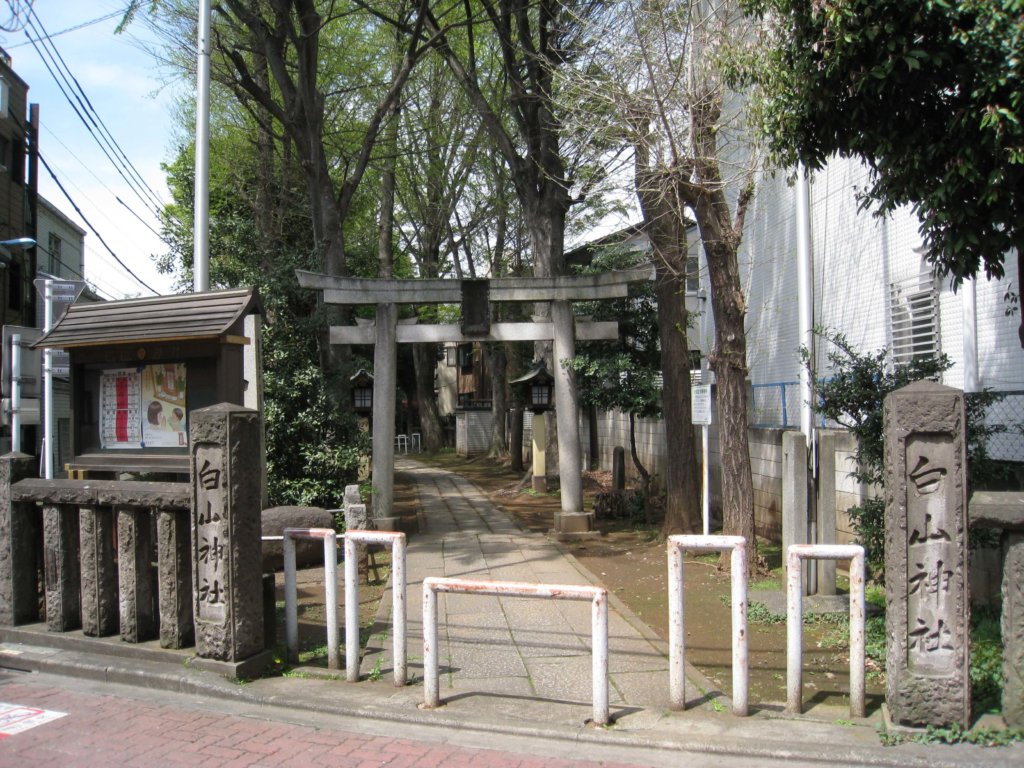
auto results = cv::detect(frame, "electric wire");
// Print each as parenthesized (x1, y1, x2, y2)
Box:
(8, 108, 169, 297)
(26, 7, 165, 213)
(40, 118, 167, 243)
(24, 9, 166, 215)
(4, 9, 121, 48)
(38, 152, 160, 295)
(22, 26, 162, 220)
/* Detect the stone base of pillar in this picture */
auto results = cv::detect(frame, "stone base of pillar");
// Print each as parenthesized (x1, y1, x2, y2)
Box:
(532, 476, 548, 494)
(373, 516, 400, 532)
(187, 648, 276, 681)
(552, 511, 599, 541)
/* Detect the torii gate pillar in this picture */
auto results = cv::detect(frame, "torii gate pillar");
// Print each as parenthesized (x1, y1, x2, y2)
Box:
(551, 300, 588, 533)
(371, 303, 399, 529)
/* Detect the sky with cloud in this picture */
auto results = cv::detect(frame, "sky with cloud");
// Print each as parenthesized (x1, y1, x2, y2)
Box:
(2, 1, 185, 299)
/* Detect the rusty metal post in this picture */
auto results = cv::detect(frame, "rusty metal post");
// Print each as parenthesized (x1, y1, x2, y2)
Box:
(786, 543, 865, 718)
(592, 584, 609, 725)
(282, 527, 339, 670)
(423, 580, 439, 708)
(343, 530, 407, 685)
(421, 576, 609, 725)
(667, 535, 748, 715)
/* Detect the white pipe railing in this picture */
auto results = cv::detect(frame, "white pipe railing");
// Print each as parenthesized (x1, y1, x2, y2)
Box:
(667, 535, 748, 715)
(283, 527, 339, 670)
(422, 577, 610, 726)
(343, 530, 407, 685)
(786, 544, 866, 718)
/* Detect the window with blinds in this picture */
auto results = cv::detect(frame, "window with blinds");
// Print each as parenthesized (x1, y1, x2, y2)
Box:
(890, 270, 941, 366)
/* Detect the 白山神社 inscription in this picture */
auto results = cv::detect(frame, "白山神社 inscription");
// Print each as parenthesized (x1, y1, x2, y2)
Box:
(884, 382, 970, 727)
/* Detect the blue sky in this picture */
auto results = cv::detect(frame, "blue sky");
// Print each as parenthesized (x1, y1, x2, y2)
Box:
(2, 1, 183, 298)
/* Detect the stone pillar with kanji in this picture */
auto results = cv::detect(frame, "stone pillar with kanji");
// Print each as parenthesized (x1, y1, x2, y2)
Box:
(190, 403, 267, 669)
(884, 381, 970, 727)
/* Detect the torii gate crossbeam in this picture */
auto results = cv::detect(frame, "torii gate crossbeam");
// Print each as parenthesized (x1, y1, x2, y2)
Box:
(297, 267, 653, 535)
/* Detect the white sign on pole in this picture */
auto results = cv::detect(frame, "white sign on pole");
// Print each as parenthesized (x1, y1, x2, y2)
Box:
(691, 384, 713, 426)
(34, 278, 86, 303)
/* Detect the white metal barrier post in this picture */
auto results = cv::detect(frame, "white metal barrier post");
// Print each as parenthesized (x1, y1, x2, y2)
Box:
(283, 527, 340, 670)
(343, 530, 407, 685)
(667, 535, 748, 715)
(422, 577, 610, 726)
(786, 544, 866, 718)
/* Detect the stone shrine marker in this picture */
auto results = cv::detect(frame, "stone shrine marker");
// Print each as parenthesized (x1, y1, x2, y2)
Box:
(190, 403, 268, 669)
(884, 381, 970, 727)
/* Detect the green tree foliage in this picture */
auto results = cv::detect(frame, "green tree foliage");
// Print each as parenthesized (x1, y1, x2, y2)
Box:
(746, 0, 1024, 340)
(160, 132, 369, 509)
(807, 329, 1005, 580)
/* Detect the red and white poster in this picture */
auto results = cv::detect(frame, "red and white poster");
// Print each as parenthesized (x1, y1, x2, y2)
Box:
(100, 364, 187, 449)
(100, 368, 142, 449)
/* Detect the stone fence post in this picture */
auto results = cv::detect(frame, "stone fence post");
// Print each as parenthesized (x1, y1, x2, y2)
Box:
(0, 453, 39, 626)
(190, 403, 272, 677)
(884, 381, 970, 727)
(969, 491, 1024, 728)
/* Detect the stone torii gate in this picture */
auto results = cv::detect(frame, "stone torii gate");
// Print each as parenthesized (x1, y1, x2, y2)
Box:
(297, 266, 652, 535)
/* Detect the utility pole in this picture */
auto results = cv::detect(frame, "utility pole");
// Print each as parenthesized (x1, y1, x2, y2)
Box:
(193, 0, 211, 292)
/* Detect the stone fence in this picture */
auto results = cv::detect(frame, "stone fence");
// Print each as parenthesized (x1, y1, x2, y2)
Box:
(0, 403, 271, 679)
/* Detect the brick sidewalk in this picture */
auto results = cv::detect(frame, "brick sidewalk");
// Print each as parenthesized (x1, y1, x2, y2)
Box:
(0, 677, 643, 768)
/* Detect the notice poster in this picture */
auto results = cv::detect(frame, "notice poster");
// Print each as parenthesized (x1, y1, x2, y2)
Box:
(100, 368, 143, 449)
(100, 364, 187, 449)
(141, 363, 188, 448)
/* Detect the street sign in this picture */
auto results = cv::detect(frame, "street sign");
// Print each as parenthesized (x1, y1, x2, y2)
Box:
(34, 278, 87, 304)
(691, 384, 713, 426)
(1, 326, 41, 398)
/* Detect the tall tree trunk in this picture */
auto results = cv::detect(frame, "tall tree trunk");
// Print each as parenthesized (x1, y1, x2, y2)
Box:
(634, 133, 702, 535)
(488, 344, 509, 457)
(699, 214, 756, 566)
(654, 255, 702, 535)
(413, 344, 444, 451)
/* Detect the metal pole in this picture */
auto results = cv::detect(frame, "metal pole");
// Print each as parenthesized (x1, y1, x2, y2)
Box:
(284, 534, 298, 663)
(324, 534, 340, 671)
(423, 581, 439, 708)
(849, 549, 866, 718)
(962, 278, 980, 392)
(344, 535, 359, 681)
(730, 540, 749, 716)
(796, 163, 814, 447)
(668, 540, 685, 709)
(43, 279, 53, 479)
(786, 544, 866, 718)
(392, 534, 407, 686)
(786, 547, 803, 714)
(193, 0, 212, 292)
(592, 589, 609, 726)
(11, 333, 20, 453)
(669, 535, 749, 716)
(701, 424, 710, 535)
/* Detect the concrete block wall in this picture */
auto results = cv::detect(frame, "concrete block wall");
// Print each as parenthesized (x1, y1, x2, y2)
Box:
(748, 428, 785, 541)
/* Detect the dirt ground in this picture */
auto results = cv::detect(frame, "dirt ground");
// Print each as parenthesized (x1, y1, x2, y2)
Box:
(403, 451, 885, 711)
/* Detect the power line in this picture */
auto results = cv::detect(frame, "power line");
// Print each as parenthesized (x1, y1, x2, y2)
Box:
(5, 9, 121, 48)
(40, 118, 167, 242)
(39, 151, 160, 295)
(24, 9, 166, 215)
(23, 26, 162, 218)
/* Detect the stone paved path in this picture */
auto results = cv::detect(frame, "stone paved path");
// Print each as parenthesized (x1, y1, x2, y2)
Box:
(362, 459, 677, 725)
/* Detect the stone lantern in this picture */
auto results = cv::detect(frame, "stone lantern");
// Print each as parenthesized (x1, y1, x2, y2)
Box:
(511, 361, 555, 492)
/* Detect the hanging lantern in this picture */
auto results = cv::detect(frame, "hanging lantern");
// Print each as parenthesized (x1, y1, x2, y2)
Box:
(350, 368, 374, 413)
